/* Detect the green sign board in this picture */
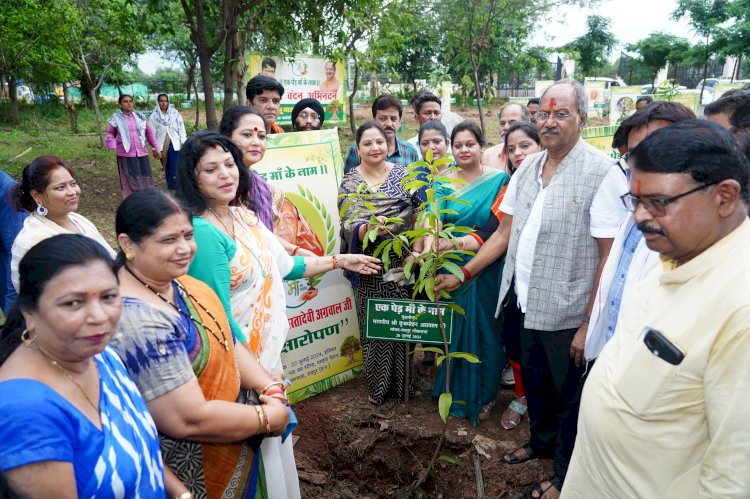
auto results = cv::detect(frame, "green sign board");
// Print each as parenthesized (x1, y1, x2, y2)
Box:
(365, 299, 453, 344)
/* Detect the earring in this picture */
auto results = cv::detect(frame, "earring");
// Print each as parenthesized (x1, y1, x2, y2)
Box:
(125, 253, 135, 261)
(20, 329, 36, 347)
(36, 203, 48, 217)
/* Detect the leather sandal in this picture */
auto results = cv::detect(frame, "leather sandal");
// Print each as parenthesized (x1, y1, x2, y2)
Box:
(501, 443, 537, 465)
(526, 475, 564, 499)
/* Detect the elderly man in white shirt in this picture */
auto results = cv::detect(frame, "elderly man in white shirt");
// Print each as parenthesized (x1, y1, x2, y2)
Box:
(436, 80, 627, 499)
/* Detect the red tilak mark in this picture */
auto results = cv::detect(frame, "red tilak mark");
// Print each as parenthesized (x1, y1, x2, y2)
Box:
(253, 127, 259, 132)
(636, 179, 642, 196)
(90, 292, 97, 296)
(548, 97, 557, 111)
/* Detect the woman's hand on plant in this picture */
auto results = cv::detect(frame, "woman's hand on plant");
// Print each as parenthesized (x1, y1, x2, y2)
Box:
(434, 273, 462, 292)
(375, 216, 389, 236)
(336, 254, 382, 274)
(436, 238, 459, 251)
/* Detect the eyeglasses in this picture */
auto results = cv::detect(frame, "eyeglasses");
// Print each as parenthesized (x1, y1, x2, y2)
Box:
(535, 111, 573, 122)
(620, 179, 721, 216)
(298, 111, 320, 121)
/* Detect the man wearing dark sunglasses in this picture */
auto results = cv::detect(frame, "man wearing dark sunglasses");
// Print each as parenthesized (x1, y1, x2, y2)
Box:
(564, 120, 750, 498)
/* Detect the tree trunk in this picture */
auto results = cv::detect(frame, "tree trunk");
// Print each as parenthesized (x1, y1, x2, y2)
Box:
(88, 86, 105, 147)
(186, 64, 196, 101)
(63, 83, 79, 133)
(470, 54, 486, 137)
(237, 14, 254, 104)
(188, 0, 221, 131)
(8, 76, 19, 125)
(222, 19, 239, 112)
(699, 34, 709, 104)
(197, 47, 218, 130)
(349, 63, 360, 137)
(194, 78, 200, 130)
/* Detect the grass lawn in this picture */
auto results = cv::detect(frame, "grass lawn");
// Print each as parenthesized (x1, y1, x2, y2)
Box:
(1, 101, 502, 244)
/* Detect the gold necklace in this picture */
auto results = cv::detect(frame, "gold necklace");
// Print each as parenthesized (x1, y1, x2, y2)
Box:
(37, 348, 99, 413)
(124, 265, 229, 350)
(208, 206, 235, 238)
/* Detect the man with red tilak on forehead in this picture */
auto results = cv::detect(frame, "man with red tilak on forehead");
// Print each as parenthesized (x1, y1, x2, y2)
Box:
(435, 79, 627, 498)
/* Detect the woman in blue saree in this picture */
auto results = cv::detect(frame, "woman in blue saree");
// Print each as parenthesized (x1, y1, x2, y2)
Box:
(429, 121, 510, 426)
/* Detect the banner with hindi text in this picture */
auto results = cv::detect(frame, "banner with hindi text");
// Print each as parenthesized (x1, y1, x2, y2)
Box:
(253, 129, 361, 404)
(247, 54, 347, 126)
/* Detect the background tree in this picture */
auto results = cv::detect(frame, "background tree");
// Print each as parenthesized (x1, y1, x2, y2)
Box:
(0, 0, 72, 124)
(301, 0, 395, 136)
(672, 0, 729, 101)
(61, 0, 144, 146)
(563, 15, 617, 76)
(437, 0, 509, 135)
(627, 32, 690, 89)
(368, 0, 437, 92)
(712, 0, 750, 80)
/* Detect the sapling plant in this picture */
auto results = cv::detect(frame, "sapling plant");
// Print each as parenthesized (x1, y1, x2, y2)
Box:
(339, 148, 481, 493)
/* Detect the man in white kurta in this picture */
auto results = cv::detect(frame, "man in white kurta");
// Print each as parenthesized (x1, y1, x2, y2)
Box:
(562, 120, 750, 498)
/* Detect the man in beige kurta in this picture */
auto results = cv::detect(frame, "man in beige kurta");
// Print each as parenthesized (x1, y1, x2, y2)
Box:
(562, 120, 750, 498)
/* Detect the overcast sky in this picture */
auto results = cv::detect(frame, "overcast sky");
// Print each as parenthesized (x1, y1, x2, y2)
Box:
(531, 0, 702, 52)
(138, 0, 701, 74)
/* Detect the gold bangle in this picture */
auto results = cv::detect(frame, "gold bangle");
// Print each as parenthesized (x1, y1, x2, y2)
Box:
(174, 492, 193, 499)
(332, 254, 338, 269)
(292, 246, 299, 256)
(265, 407, 272, 435)
(259, 381, 285, 396)
(253, 405, 264, 433)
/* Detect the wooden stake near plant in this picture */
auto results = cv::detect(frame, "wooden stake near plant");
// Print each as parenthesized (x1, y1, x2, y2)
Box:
(339, 149, 481, 494)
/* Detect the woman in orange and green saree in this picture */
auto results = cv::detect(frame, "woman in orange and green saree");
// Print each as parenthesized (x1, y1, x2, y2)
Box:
(109, 189, 291, 498)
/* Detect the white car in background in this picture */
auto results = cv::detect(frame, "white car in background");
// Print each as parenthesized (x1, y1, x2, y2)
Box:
(696, 78, 750, 105)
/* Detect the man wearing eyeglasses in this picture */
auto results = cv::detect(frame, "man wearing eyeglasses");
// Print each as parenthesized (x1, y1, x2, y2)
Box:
(584, 102, 695, 365)
(563, 120, 750, 498)
(435, 80, 627, 498)
(291, 98, 324, 132)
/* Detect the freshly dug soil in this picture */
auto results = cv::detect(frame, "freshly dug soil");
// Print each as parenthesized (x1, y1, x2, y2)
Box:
(293, 373, 554, 499)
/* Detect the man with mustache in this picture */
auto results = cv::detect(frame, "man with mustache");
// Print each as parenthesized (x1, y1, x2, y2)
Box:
(584, 101, 695, 364)
(343, 94, 419, 173)
(562, 120, 750, 497)
(482, 103, 531, 172)
(435, 80, 627, 499)
(246, 75, 285, 134)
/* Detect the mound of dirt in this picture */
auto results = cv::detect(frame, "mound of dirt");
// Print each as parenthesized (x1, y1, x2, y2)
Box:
(293, 374, 553, 498)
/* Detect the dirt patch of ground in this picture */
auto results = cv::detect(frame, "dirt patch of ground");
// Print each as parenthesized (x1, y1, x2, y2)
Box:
(293, 373, 553, 499)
